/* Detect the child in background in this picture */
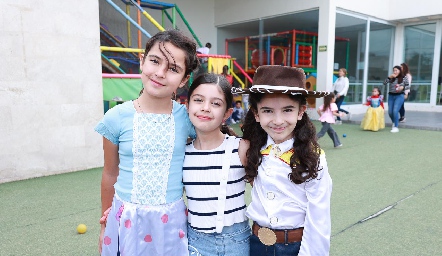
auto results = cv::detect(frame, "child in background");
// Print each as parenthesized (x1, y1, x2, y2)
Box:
(237, 65, 332, 256)
(95, 30, 199, 255)
(222, 64, 234, 85)
(183, 73, 250, 255)
(317, 92, 344, 148)
(361, 86, 385, 131)
(231, 100, 245, 124)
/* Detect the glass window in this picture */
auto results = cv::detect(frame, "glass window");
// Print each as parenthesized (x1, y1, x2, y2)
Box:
(404, 23, 436, 103)
(437, 32, 442, 105)
(335, 14, 367, 104)
(366, 23, 394, 101)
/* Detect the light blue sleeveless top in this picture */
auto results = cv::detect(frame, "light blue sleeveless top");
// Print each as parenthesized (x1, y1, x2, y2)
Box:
(95, 101, 195, 205)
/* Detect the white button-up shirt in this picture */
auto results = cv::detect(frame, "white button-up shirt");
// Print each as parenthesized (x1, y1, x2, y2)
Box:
(246, 136, 332, 255)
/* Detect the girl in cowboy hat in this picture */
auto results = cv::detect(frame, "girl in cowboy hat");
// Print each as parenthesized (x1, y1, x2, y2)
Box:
(235, 65, 332, 256)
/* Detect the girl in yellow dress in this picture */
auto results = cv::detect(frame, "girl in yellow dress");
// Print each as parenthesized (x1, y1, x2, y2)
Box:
(361, 86, 385, 131)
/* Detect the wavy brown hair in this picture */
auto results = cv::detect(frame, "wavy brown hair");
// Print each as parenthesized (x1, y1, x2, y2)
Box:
(241, 93, 321, 184)
(322, 92, 335, 112)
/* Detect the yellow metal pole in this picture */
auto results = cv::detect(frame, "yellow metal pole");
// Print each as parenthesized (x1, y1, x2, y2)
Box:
(231, 71, 245, 89)
(126, 5, 131, 47)
(245, 37, 249, 71)
(207, 57, 212, 73)
(100, 46, 144, 53)
(137, 0, 141, 56)
(245, 37, 249, 87)
(141, 10, 165, 31)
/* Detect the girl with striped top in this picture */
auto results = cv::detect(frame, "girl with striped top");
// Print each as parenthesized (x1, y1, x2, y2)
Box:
(183, 73, 251, 255)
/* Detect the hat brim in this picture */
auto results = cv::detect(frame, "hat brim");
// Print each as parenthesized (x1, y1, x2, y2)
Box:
(232, 85, 330, 98)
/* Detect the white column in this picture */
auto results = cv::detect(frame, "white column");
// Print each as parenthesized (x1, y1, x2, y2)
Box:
(316, 0, 336, 106)
(362, 19, 370, 102)
(430, 20, 442, 106)
(393, 24, 404, 67)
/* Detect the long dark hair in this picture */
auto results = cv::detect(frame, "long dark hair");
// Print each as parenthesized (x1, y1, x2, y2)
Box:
(241, 93, 321, 184)
(322, 92, 335, 112)
(401, 62, 411, 76)
(188, 73, 237, 136)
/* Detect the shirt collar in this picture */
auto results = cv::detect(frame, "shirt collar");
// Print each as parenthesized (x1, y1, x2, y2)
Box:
(264, 136, 294, 153)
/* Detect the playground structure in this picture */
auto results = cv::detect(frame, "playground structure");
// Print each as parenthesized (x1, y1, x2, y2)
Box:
(100, 1, 351, 110)
(100, 0, 252, 108)
(101, 53, 252, 111)
(225, 29, 350, 108)
(226, 29, 350, 74)
(101, 0, 202, 75)
(100, 0, 208, 110)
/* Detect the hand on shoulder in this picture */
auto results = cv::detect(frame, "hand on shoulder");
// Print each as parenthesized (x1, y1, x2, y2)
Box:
(238, 139, 250, 167)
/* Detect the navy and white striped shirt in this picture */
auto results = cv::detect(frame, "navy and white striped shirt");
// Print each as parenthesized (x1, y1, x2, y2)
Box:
(183, 135, 247, 233)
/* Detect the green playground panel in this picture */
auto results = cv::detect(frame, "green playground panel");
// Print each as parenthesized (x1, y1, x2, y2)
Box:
(102, 78, 143, 112)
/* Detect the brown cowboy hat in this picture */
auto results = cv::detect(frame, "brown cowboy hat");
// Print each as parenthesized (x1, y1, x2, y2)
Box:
(232, 65, 329, 98)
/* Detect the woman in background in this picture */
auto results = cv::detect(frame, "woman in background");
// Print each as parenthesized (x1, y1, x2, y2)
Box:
(383, 65, 409, 133)
(332, 68, 350, 124)
(399, 63, 412, 123)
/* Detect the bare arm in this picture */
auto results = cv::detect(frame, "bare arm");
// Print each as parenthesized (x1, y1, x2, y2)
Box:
(332, 110, 343, 117)
(101, 138, 119, 214)
(99, 137, 119, 253)
(238, 139, 253, 186)
(238, 139, 249, 167)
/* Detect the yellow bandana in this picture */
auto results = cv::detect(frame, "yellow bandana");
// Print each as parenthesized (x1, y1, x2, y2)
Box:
(261, 145, 295, 166)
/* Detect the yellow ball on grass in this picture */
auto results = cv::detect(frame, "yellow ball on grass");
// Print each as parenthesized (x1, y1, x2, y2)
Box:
(77, 224, 87, 234)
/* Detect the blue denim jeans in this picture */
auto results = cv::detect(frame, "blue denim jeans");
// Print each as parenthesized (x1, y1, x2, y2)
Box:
(335, 95, 349, 121)
(187, 221, 251, 256)
(250, 233, 301, 256)
(399, 100, 406, 118)
(387, 93, 404, 127)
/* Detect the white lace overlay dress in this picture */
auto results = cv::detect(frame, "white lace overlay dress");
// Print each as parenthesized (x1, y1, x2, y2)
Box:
(132, 112, 174, 205)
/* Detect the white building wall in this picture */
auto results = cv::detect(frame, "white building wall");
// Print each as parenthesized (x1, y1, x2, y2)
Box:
(336, 0, 390, 20)
(389, 0, 442, 21)
(0, 0, 103, 183)
(214, 0, 320, 26)
(336, 0, 442, 21)
(214, 0, 442, 26)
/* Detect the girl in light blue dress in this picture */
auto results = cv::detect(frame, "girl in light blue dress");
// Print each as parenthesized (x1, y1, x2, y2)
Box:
(95, 30, 198, 256)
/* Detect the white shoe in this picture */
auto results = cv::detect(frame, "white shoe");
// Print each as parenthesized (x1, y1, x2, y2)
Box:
(347, 113, 352, 120)
(334, 144, 343, 148)
(391, 127, 399, 133)
(335, 120, 342, 125)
